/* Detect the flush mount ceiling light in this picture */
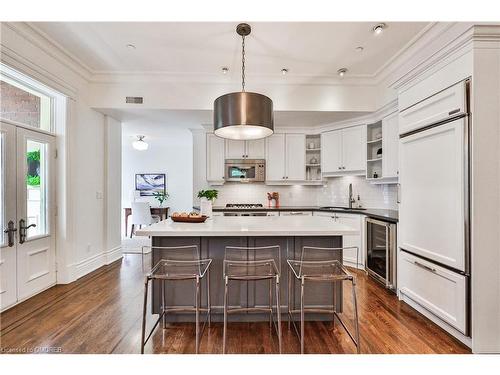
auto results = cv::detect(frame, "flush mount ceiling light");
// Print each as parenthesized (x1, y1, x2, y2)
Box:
(373, 23, 386, 35)
(213, 23, 274, 140)
(132, 135, 148, 151)
(355, 46, 364, 52)
(222, 67, 229, 74)
(126, 43, 136, 49)
(337, 68, 348, 77)
(281, 68, 289, 75)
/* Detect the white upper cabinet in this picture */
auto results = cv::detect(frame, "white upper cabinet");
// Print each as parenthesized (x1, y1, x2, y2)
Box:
(285, 134, 306, 180)
(246, 139, 266, 159)
(266, 133, 305, 182)
(382, 112, 399, 179)
(266, 134, 286, 181)
(322, 125, 366, 175)
(342, 126, 366, 172)
(226, 139, 265, 159)
(225, 139, 246, 159)
(321, 130, 342, 173)
(206, 133, 225, 184)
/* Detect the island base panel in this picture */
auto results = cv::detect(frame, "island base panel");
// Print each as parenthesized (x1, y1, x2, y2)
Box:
(151, 236, 343, 322)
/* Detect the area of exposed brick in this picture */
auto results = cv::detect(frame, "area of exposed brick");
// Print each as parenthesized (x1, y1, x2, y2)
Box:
(0, 81, 41, 127)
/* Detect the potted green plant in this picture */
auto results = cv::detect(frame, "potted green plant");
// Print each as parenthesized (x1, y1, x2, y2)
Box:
(153, 191, 169, 207)
(197, 189, 218, 217)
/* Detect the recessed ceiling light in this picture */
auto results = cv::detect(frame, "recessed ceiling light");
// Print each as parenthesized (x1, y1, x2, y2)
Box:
(126, 43, 136, 49)
(355, 46, 364, 52)
(337, 68, 348, 77)
(373, 23, 386, 35)
(222, 67, 229, 74)
(281, 68, 289, 75)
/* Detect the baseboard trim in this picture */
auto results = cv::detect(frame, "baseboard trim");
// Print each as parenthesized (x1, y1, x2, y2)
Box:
(75, 247, 123, 279)
(400, 293, 472, 348)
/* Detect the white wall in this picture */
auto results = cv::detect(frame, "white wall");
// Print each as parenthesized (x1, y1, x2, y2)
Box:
(73, 101, 105, 266)
(121, 121, 193, 235)
(104, 116, 122, 253)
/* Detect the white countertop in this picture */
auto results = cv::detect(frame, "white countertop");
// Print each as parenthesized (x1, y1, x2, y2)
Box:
(135, 216, 359, 237)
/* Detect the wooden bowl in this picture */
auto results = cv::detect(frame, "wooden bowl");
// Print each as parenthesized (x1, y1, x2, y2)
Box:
(171, 215, 208, 223)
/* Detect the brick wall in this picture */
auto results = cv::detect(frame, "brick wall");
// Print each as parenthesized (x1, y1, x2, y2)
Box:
(0, 81, 40, 127)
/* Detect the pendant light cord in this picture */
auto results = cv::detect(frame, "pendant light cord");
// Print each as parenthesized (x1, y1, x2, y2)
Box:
(241, 35, 246, 92)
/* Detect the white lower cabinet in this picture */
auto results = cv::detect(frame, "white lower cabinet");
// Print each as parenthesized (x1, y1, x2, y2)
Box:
(398, 250, 467, 334)
(313, 211, 363, 268)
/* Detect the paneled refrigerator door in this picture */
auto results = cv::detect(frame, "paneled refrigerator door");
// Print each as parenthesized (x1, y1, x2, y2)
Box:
(399, 117, 467, 272)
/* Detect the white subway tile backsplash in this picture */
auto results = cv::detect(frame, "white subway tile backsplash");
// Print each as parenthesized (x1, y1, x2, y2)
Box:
(317, 176, 398, 209)
(208, 176, 397, 210)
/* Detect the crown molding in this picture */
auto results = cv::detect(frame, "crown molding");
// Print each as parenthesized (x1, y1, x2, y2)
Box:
(386, 23, 500, 94)
(7, 22, 93, 81)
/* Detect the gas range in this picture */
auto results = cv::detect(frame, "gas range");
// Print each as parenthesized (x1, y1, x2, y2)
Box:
(224, 203, 267, 216)
(225, 203, 264, 209)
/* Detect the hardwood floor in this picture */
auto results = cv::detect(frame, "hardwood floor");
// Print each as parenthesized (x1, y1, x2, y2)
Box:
(0, 254, 470, 354)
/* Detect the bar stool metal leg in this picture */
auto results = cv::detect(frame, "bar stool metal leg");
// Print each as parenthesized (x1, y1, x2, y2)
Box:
(141, 277, 150, 354)
(195, 275, 200, 354)
(332, 280, 336, 329)
(300, 276, 305, 354)
(276, 275, 282, 354)
(287, 267, 292, 330)
(161, 279, 166, 329)
(223, 276, 228, 354)
(207, 268, 211, 327)
(269, 278, 273, 328)
(352, 279, 361, 354)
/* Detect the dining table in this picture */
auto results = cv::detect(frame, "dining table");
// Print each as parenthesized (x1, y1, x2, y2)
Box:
(124, 206, 169, 237)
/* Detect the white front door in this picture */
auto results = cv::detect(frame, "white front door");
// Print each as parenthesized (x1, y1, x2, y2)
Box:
(0, 122, 17, 310)
(0, 121, 56, 311)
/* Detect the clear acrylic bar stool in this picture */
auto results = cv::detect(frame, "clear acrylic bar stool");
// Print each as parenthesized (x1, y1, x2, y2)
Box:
(141, 245, 212, 354)
(287, 246, 360, 354)
(223, 245, 282, 354)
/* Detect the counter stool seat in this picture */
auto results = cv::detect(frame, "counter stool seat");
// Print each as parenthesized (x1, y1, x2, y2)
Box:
(223, 246, 282, 354)
(288, 246, 361, 354)
(141, 245, 212, 354)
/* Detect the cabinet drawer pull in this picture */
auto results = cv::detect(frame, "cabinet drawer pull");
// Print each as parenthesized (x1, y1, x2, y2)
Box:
(414, 261, 436, 273)
(448, 108, 461, 116)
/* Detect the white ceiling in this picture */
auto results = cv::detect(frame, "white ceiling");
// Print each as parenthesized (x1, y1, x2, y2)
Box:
(33, 22, 429, 77)
(100, 108, 367, 130)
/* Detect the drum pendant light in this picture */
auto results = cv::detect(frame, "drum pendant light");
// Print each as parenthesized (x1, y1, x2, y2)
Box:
(214, 23, 274, 140)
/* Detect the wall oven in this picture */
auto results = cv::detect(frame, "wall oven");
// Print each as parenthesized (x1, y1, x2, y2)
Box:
(224, 159, 265, 182)
(365, 218, 397, 291)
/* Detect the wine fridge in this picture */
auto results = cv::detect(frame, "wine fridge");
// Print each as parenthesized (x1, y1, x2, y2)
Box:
(365, 218, 397, 291)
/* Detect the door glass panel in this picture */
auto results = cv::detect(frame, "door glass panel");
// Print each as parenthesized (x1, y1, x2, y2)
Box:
(367, 222, 387, 280)
(26, 140, 47, 238)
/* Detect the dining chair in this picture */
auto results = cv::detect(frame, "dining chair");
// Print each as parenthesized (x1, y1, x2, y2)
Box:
(130, 201, 160, 238)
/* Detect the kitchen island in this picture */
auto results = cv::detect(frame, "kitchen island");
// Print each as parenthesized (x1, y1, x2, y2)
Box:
(136, 216, 358, 322)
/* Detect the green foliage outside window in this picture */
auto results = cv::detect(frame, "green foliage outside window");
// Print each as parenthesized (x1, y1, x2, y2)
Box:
(27, 175, 40, 186)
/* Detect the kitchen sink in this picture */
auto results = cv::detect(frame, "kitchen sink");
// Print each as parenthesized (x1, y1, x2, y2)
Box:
(319, 206, 367, 211)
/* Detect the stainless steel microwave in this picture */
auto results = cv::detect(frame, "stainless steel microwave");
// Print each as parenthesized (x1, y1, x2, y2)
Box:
(224, 159, 265, 182)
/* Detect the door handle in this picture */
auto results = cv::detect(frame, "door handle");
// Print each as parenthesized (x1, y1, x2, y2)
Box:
(413, 260, 436, 273)
(3, 220, 17, 247)
(19, 219, 36, 244)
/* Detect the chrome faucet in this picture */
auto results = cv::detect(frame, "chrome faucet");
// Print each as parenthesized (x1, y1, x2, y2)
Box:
(348, 183, 355, 209)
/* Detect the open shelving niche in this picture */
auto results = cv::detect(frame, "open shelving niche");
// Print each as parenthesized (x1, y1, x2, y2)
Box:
(305, 134, 323, 183)
(366, 121, 383, 181)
